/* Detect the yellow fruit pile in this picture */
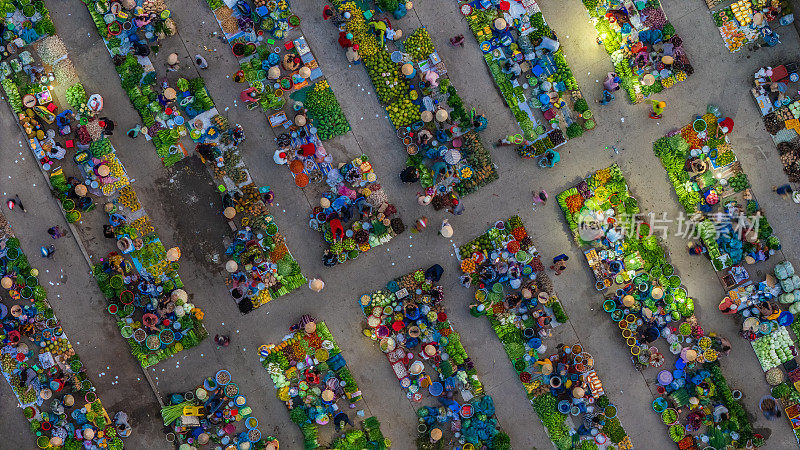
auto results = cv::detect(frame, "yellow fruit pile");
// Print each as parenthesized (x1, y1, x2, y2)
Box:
(118, 186, 141, 211)
(101, 154, 130, 195)
(731, 0, 752, 25)
(253, 289, 272, 307)
(131, 217, 155, 236)
(675, 71, 687, 82)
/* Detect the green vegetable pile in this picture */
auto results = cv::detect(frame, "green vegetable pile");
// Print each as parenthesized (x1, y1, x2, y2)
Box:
(305, 83, 351, 140)
(65, 83, 87, 109)
(728, 173, 749, 192)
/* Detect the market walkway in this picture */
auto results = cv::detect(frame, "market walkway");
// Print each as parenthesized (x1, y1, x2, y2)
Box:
(1, 0, 799, 448)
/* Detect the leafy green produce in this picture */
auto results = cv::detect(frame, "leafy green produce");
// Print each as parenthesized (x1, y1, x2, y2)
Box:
(305, 83, 351, 140)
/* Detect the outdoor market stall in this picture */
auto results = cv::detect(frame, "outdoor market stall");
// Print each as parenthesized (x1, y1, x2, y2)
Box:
(460, 0, 595, 151)
(457, 216, 632, 449)
(160, 370, 278, 448)
(359, 268, 508, 448)
(708, 0, 791, 52)
(0, 1, 209, 369)
(206, 0, 299, 42)
(76, 0, 306, 311)
(653, 109, 780, 277)
(581, 0, 692, 103)
(330, 1, 498, 207)
(655, 110, 800, 444)
(79, 0, 188, 166)
(557, 165, 761, 447)
(751, 63, 800, 185)
(310, 155, 404, 267)
(260, 317, 389, 449)
(0, 228, 122, 449)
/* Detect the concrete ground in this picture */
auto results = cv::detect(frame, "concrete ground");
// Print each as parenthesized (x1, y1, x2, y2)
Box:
(1, 0, 800, 448)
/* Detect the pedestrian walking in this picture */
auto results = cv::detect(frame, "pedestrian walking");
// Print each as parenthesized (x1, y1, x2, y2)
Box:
(399, 166, 420, 183)
(323, 4, 335, 20)
(533, 190, 548, 204)
(7, 194, 26, 212)
(649, 100, 665, 119)
(48, 226, 66, 239)
(308, 278, 325, 292)
(114, 411, 132, 437)
(127, 124, 141, 138)
(773, 184, 794, 199)
(411, 216, 428, 233)
(40, 245, 55, 258)
(194, 54, 208, 69)
(552, 254, 569, 264)
(439, 219, 453, 238)
(166, 53, 180, 72)
(214, 334, 230, 347)
(449, 199, 464, 215)
(597, 90, 615, 105)
(550, 259, 567, 275)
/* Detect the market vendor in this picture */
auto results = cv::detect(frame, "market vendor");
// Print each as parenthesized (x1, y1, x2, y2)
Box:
(502, 59, 521, 77)
(714, 117, 734, 138)
(425, 264, 444, 283)
(47, 142, 67, 160)
(638, 325, 659, 343)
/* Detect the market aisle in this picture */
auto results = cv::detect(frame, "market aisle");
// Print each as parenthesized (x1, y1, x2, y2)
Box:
(0, 109, 164, 447)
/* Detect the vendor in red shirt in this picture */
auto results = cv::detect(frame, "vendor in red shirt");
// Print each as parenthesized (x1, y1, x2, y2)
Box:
(714, 117, 734, 139)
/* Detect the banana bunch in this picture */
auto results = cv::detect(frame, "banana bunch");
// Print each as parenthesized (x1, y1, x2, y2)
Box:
(118, 186, 141, 211)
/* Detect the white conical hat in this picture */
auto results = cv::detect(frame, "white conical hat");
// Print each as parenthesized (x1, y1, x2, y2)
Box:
(225, 260, 238, 273)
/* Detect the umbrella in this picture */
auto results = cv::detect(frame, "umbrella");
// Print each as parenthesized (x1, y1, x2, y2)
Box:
(224, 207, 236, 219)
(444, 149, 461, 165)
(225, 260, 238, 273)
